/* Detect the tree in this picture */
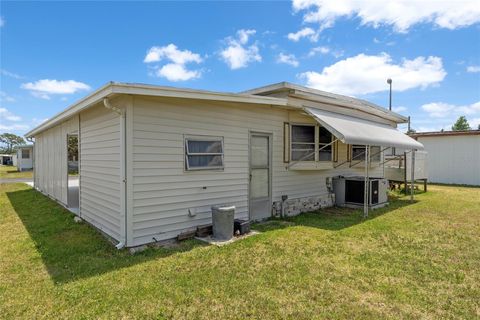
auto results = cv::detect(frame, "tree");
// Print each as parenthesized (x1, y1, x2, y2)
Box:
(407, 128, 416, 134)
(0, 133, 26, 154)
(478, 124, 480, 130)
(451, 116, 470, 131)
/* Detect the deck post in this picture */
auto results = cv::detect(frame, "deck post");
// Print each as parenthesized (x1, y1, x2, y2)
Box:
(364, 145, 369, 218)
(410, 149, 415, 202)
(403, 151, 407, 194)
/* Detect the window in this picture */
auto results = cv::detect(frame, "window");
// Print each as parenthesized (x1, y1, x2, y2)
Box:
(291, 125, 315, 161)
(351, 145, 381, 162)
(351, 145, 366, 161)
(185, 137, 224, 170)
(370, 146, 381, 162)
(318, 127, 332, 161)
(21, 149, 30, 159)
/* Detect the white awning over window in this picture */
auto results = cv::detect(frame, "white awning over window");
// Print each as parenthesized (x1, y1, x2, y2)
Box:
(304, 107, 424, 150)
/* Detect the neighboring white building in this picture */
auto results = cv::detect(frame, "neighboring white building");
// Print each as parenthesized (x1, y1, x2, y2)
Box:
(16, 145, 34, 171)
(25, 82, 423, 248)
(411, 130, 480, 186)
(0, 154, 14, 166)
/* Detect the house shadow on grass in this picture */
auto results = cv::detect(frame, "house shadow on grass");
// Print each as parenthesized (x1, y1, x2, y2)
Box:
(6, 188, 206, 285)
(254, 196, 418, 233)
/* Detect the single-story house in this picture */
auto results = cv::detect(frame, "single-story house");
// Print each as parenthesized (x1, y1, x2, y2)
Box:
(16, 145, 34, 171)
(25, 82, 423, 248)
(410, 130, 480, 185)
(0, 154, 14, 166)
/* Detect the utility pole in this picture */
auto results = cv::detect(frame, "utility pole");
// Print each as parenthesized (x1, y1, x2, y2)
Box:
(387, 78, 392, 111)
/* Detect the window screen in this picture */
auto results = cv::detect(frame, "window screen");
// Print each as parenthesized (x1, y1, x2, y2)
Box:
(351, 145, 366, 161)
(21, 149, 30, 159)
(351, 145, 381, 162)
(291, 125, 315, 161)
(318, 127, 332, 161)
(185, 137, 224, 170)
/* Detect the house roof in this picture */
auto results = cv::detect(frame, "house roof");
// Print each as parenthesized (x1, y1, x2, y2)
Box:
(410, 130, 480, 138)
(243, 82, 408, 123)
(26, 81, 407, 138)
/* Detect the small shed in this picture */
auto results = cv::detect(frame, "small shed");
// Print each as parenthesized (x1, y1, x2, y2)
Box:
(410, 130, 480, 185)
(16, 145, 34, 171)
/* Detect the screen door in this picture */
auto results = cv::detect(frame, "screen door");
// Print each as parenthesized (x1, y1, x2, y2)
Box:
(249, 133, 272, 221)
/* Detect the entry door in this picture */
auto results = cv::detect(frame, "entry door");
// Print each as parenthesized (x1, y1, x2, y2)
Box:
(249, 133, 272, 221)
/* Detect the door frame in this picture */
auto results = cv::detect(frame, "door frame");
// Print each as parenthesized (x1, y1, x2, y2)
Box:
(248, 131, 273, 221)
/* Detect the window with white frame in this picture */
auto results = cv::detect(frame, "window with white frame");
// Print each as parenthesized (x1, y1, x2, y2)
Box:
(318, 127, 333, 161)
(21, 149, 30, 159)
(291, 125, 315, 161)
(185, 136, 224, 170)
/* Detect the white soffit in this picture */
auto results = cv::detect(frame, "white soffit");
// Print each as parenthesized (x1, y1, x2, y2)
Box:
(304, 107, 424, 150)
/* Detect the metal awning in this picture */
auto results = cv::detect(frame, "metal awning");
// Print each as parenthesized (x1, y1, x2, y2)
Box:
(304, 107, 424, 150)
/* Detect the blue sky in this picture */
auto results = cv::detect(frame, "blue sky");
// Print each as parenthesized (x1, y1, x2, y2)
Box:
(1, 1, 479, 136)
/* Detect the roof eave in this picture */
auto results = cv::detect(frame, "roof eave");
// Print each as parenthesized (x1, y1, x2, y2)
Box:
(244, 82, 408, 123)
(25, 83, 288, 138)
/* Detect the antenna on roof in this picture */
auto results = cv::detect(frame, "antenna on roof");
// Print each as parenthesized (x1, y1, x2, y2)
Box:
(387, 78, 392, 111)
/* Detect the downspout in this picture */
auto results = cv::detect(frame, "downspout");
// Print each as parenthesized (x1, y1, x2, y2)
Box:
(103, 97, 127, 250)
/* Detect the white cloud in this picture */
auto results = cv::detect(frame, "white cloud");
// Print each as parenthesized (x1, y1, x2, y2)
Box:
(144, 44, 202, 64)
(237, 29, 256, 45)
(421, 101, 480, 118)
(0, 91, 15, 103)
(277, 53, 299, 67)
(307, 46, 343, 58)
(21, 79, 91, 99)
(299, 53, 446, 96)
(220, 29, 262, 70)
(156, 63, 201, 82)
(470, 118, 480, 129)
(392, 106, 407, 113)
(144, 44, 203, 81)
(0, 107, 21, 122)
(1, 69, 23, 79)
(467, 65, 480, 73)
(292, 0, 480, 33)
(308, 46, 330, 56)
(32, 118, 49, 126)
(421, 102, 455, 118)
(0, 123, 29, 131)
(287, 27, 318, 42)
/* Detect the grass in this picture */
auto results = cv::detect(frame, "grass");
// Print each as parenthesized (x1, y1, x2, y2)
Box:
(0, 165, 33, 179)
(1, 183, 479, 319)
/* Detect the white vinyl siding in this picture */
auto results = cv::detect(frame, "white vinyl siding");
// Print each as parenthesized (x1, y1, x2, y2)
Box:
(417, 135, 480, 185)
(34, 116, 78, 205)
(130, 97, 384, 246)
(79, 105, 123, 241)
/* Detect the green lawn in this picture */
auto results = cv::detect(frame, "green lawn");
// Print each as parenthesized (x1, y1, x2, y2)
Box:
(0, 183, 479, 319)
(0, 165, 33, 179)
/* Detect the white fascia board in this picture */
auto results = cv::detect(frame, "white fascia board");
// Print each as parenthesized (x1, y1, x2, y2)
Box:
(26, 82, 288, 138)
(110, 83, 287, 106)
